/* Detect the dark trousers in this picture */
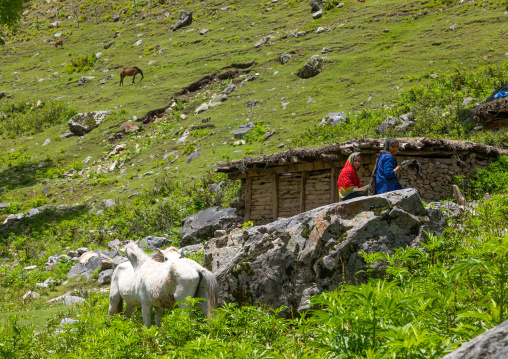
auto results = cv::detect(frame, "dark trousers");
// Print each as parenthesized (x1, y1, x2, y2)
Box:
(341, 191, 365, 201)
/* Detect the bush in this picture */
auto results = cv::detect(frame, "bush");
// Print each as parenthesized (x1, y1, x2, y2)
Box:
(63, 54, 97, 74)
(465, 155, 508, 198)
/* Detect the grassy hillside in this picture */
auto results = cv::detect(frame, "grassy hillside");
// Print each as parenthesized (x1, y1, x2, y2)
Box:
(1, 0, 508, 357)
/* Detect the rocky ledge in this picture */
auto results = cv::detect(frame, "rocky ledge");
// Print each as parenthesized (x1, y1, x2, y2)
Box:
(204, 188, 447, 316)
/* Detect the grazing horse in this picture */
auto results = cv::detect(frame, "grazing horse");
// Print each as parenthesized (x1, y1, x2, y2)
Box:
(55, 39, 63, 49)
(119, 67, 144, 87)
(108, 241, 218, 328)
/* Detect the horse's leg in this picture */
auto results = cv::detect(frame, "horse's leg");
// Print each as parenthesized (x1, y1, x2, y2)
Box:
(141, 303, 152, 328)
(108, 280, 122, 315)
(120, 74, 123, 87)
(155, 307, 164, 327)
(124, 304, 135, 318)
(132, 74, 136, 84)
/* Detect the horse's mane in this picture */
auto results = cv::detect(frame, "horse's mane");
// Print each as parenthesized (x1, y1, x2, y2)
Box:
(125, 241, 151, 263)
(134, 66, 143, 72)
(151, 246, 181, 263)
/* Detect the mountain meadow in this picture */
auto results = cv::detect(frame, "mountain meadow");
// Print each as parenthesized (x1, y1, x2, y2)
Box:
(1, 0, 508, 357)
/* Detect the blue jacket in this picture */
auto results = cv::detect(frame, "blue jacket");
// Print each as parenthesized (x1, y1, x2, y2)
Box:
(375, 153, 403, 194)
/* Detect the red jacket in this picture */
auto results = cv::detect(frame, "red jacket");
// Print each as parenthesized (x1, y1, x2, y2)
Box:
(337, 158, 363, 191)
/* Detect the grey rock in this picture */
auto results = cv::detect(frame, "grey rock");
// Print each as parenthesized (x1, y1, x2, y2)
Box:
(77, 247, 88, 254)
(47, 294, 85, 305)
(204, 189, 446, 316)
(321, 47, 329, 54)
(254, 36, 271, 48)
(68, 111, 111, 136)
(245, 99, 258, 108)
(231, 128, 252, 139)
(309, 0, 322, 11)
(199, 28, 209, 35)
(447, 23, 457, 31)
(108, 239, 129, 249)
(24, 265, 37, 271)
(320, 112, 348, 127)
(430, 73, 439, 79)
(60, 132, 73, 138)
(462, 97, 475, 106)
(186, 148, 202, 164)
(312, 10, 323, 19)
(104, 41, 114, 49)
(337, 2, 345, 8)
(133, 39, 142, 46)
(77, 76, 95, 86)
(394, 121, 415, 133)
(3, 213, 24, 224)
(297, 55, 325, 79)
(215, 230, 227, 237)
(0, 202, 11, 209)
(113, 30, 120, 38)
(171, 11, 192, 31)
(427, 202, 462, 219)
(195, 103, 209, 114)
(180, 244, 204, 257)
(82, 156, 92, 164)
(42, 139, 51, 146)
(67, 250, 79, 258)
(223, 84, 237, 95)
(139, 236, 170, 250)
(181, 207, 241, 247)
(440, 319, 508, 359)
(278, 53, 292, 65)
(264, 130, 275, 140)
(376, 116, 401, 134)
(23, 291, 40, 300)
(99, 199, 116, 209)
(98, 269, 114, 285)
(27, 208, 40, 217)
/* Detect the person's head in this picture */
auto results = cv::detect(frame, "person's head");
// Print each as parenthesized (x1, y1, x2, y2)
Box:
(349, 152, 362, 170)
(384, 137, 400, 156)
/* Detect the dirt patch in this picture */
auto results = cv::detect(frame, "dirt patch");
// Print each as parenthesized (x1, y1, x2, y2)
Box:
(140, 62, 256, 123)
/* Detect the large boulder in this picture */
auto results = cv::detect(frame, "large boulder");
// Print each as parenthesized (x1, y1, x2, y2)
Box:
(181, 207, 241, 247)
(441, 319, 508, 359)
(297, 55, 325, 79)
(204, 189, 446, 316)
(309, 0, 323, 12)
(170, 11, 192, 31)
(139, 235, 170, 250)
(68, 111, 111, 136)
(320, 112, 348, 126)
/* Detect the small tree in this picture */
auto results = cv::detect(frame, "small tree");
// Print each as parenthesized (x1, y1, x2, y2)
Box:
(0, 0, 26, 45)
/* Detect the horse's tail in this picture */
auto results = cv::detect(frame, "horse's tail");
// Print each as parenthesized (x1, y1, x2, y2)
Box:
(194, 267, 218, 318)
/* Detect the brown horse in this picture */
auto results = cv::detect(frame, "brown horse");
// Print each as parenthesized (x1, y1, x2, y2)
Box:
(55, 39, 63, 49)
(120, 67, 144, 87)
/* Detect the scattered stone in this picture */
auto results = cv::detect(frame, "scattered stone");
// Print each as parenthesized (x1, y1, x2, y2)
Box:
(376, 113, 414, 134)
(336, 2, 345, 8)
(320, 112, 349, 126)
(263, 130, 275, 140)
(181, 207, 241, 247)
(139, 236, 170, 250)
(205, 189, 446, 315)
(27, 208, 40, 217)
(254, 36, 271, 48)
(278, 53, 292, 65)
(199, 28, 209, 35)
(316, 27, 325, 33)
(82, 156, 92, 164)
(195, 103, 209, 114)
(462, 97, 475, 106)
(309, 0, 323, 12)
(447, 23, 458, 31)
(98, 269, 114, 285)
(42, 139, 51, 146)
(77, 76, 95, 86)
(133, 39, 143, 46)
(23, 291, 40, 301)
(430, 73, 439, 79)
(180, 114, 187, 120)
(297, 55, 325, 79)
(215, 230, 227, 238)
(47, 294, 85, 305)
(104, 41, 114, 49)
(427, 202, 461, 218)
(0, 202, 10, 209)
(107, 144, 126, 158)
(121, 121, 140, 134)
(171, 11, 193, 31)
(312, 10, 323, 19)
(99, 199, 116, 209)
(113, 31, 120, 38)
(180, 244, 204, 257)
(68, 111, 111, 135)
(24, 265, 37, 271)
(186, 148, 202, 164)
(54, 33, 62, 38)
(223, 84, 237, 95)
(245, 99, 259, 108)
(60, 132, 73, 138)
(77, 247, 88, 254)
(321, 47, 329, 54)
(3, 213, 25, 225)
(144, 171, 154, 176)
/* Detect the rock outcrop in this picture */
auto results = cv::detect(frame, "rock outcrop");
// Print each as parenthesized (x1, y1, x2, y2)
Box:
(204, 189, 446, 316)
(68, 111, 111, 135)
(181, 207, 241, 247)
(170, 11, 192, 31)
(441, 319, 508, 359)
(297, 55, 325, 79)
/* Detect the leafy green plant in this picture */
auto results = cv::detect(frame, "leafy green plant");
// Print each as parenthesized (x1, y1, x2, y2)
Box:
(63, 54, 97, 74)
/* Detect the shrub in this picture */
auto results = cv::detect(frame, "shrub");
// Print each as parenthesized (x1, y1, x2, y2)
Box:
(63, 54, 97, 74)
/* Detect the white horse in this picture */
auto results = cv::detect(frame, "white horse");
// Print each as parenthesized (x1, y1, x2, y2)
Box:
(108, 241, 218, 328)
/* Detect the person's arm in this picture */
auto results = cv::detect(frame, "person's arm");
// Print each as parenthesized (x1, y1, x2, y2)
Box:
(381, 156, 399, 179)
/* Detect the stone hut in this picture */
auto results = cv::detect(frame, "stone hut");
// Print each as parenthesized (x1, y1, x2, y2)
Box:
(216, 138, 507, 224)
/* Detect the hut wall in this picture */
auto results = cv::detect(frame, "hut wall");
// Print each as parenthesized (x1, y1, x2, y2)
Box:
(237, 151, 498, 224)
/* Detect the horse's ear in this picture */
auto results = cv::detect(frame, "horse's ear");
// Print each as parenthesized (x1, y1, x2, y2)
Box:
(135, 239, 140, 246)
(157, 248, 164, 255)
